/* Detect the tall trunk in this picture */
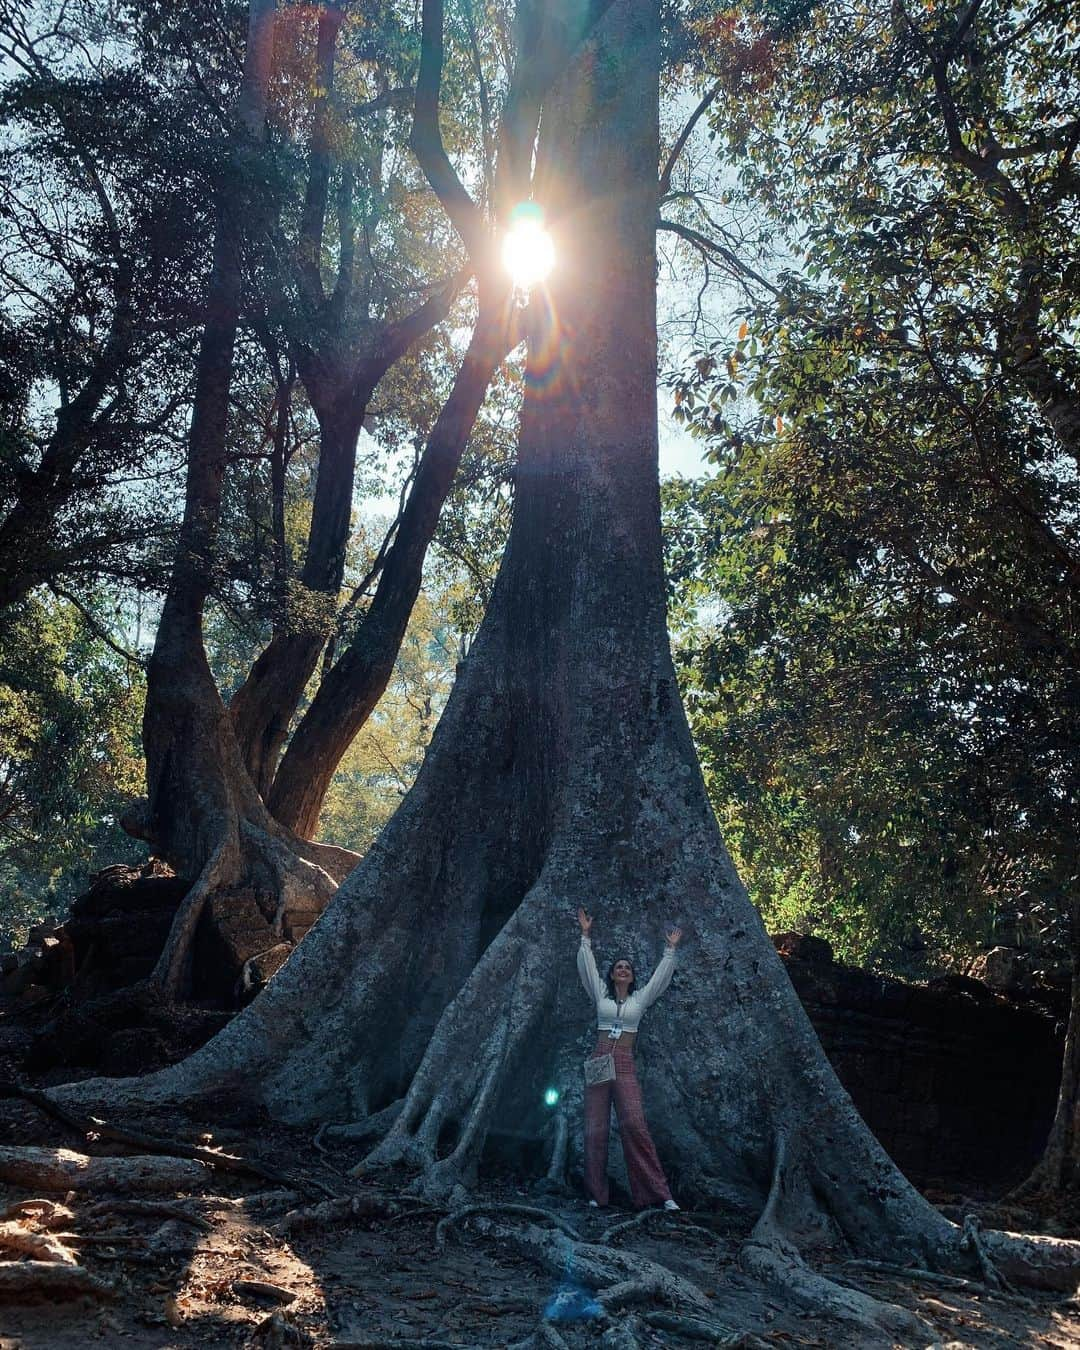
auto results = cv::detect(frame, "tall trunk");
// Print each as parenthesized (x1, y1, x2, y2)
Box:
(57, 0, 1080, 1311)
(229, 1, 464, 802)
(230, 386, 371, 798)
(137, 0, 356, 998)
(268, 307, 511, 838)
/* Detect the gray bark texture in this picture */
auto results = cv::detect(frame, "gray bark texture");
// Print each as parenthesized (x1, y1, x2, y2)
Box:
(56, 0, 1080, 1302)
(133, 0, 357, 997)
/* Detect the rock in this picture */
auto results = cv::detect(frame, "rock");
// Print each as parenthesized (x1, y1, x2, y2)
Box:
(101, 1026, 169, 1074)
(970, 946, 1032, 996)
(239, 943, 293, 1001)
(192, 890, 279, 1003)
(772, 931, 834, 965)
(927, 973, 994, 1002)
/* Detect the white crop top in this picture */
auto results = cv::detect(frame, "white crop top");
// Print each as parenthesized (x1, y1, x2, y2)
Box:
(576, 936, 676, 1032)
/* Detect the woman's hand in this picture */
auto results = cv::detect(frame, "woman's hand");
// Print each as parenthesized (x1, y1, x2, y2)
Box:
(577, 908, 592, 936)
(665, 926, 682, 948)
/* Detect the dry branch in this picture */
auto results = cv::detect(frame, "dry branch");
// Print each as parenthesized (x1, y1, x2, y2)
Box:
(0, 1220, 79, 1264)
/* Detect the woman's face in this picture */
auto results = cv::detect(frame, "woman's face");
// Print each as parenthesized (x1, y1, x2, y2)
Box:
(612, 960, 634, 985)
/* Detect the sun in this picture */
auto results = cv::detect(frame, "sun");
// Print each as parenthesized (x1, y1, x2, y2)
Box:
(501, 203, 555, 290)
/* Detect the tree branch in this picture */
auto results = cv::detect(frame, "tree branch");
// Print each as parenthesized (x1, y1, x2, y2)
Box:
(410, 0, 487, 261)
(657, 218, 781, 297)
(659, 82, 722, 198)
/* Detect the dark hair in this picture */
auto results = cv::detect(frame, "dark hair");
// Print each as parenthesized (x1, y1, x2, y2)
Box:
(604, 957, 637, 1000)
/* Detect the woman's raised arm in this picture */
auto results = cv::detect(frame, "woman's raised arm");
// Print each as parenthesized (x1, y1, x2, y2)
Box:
(576, 909, 603, 1004)
(636, 928, 681, 1010)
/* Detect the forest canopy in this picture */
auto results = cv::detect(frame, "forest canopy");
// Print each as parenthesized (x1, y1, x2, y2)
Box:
(0, 0, 1077, 989)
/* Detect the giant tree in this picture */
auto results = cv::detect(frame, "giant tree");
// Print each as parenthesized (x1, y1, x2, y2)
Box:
(57, 0, 1080, 1328)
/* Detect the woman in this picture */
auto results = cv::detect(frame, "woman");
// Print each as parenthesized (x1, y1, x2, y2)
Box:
(576, 907, 682, 1210)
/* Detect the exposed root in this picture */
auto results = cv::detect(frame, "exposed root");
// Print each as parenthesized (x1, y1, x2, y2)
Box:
(359, 894, 554, 1198)
(978, 1224, 1080, 1293)
(468, 1214, 714, 1316)
(14, 1082, 327, 1194)
(0, 1259, 113, 1300)
(276, 1193, 402, 1235)
(151, 841, 228, 998)
(0, 1220, 79, 1264)
(436, 1203, 580, 1250)
(0, 1144, 209, 1193)
(842, 1258, 1038, 1309)
(82, 1198, 214, 1232)
(599, 1274, 664, 1310)
(321, 1100, 403, 1147)
(961, 1212, 1016, 1292)
(737, 1127, 934, 1344)
(643, 1311, 768, 1345)
(545, 1109, 569, 1188)
(740, 1238, 934, 1344)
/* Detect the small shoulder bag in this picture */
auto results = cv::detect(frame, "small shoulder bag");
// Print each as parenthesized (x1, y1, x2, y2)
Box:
(584, 995, 626, 1085)
(584, 1052, 615, 1086)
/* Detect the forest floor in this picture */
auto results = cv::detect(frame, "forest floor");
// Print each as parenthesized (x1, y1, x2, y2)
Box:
(1, 1023, 1080, 1349)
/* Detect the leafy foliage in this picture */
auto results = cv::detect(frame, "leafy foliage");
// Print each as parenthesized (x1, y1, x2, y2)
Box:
(666, 0, 1080, 972)
(0, 597, 144, 944)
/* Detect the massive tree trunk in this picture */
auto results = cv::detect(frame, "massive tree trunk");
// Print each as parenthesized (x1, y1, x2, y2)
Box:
(136, 0, 357, 998)
(58, 0, 1080, 1314)
(228, 384, 371, 801)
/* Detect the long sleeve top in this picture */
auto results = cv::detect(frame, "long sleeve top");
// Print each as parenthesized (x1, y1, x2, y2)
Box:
(576, 935, 676, 1032)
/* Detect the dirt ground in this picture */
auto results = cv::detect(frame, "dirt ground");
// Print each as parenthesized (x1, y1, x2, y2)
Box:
(2, 1085, 1080, 1350)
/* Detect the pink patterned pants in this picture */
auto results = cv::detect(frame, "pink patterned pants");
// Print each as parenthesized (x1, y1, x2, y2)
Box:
(583, 1034, 672, 1208)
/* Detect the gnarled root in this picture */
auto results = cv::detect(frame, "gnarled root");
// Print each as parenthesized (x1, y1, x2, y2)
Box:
(275, 1194, 403, 1235)
(358, 890, 556, 1199)
(643, 1312, 770, 1346)
(738, 1127, 935, 1345)
(739, 1236, 934, 1345)
(467, 1214, 714, 1316)
(978, 1225, 1080, 1293)
(436, 1203, 580, 1250)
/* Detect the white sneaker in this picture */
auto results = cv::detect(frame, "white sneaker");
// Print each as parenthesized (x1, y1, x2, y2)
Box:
(663, 1199, 680, 1211)
(588, 1199, 599, 1207)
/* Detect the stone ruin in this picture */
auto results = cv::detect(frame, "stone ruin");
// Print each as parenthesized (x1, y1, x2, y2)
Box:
(0, 868, 1067, 1192)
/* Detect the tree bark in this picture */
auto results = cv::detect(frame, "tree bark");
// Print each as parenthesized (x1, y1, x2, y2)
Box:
(229, 388, 371, 799)
(1013, 926, 1080, 1201)
(229, 4, 465, 800)
(136, 0, 358, 998)
(268, 303, 513, 838)
(56, 0, 1080, 1299)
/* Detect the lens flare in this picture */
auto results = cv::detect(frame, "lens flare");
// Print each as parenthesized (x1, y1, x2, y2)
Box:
(502, 203, 554, 289)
